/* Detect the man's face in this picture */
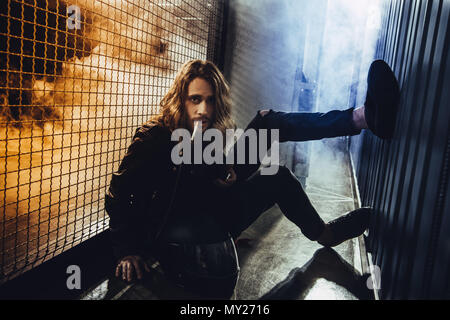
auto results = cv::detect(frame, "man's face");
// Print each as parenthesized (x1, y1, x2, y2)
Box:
(185, 77, 215, 132)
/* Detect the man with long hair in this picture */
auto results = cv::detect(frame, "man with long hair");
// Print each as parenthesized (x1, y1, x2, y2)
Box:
(105, 59, 399, 298)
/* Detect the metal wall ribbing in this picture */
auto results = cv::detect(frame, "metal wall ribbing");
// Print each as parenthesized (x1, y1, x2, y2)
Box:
(352, 0, 450, 299)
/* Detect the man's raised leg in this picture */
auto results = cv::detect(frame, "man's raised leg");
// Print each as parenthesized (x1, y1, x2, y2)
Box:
(232, 107, 365, 181)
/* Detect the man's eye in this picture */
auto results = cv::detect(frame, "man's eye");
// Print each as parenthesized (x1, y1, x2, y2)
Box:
(191, 97, 201, 103)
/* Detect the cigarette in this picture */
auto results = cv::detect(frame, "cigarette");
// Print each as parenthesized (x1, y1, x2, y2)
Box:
(191, 120, 202, 142)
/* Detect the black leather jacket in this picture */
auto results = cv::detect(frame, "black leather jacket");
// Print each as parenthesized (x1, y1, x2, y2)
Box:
(105, 124, 229, 260)
(105, 124, 178, 260)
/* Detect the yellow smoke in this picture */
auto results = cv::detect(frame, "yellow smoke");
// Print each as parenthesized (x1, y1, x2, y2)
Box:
(0, 0, 209, 278)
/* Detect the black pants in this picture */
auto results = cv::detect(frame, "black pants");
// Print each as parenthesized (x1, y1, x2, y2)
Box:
(222, 107, 361, 241)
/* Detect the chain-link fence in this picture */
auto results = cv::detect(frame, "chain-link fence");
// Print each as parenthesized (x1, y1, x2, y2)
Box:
(0, 0, 225, 284)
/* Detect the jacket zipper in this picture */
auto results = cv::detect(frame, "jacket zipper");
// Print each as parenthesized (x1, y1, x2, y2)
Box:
(154, 163, 183, 241)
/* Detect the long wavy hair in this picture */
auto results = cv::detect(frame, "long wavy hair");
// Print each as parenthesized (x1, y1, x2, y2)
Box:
(147, 60, 235, 134)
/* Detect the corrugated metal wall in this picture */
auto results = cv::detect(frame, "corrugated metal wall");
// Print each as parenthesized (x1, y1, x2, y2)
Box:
(351, 0, 450, 299)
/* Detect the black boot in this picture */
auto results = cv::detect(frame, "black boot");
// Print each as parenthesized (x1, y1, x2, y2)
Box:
(318, 207, 372, 247)
(364, 60, 400, 140)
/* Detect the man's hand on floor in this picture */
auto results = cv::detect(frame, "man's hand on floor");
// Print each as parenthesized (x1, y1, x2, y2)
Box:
(115, 255, 151, 283)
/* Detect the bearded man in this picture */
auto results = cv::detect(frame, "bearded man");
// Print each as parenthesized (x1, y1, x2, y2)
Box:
(105, 59, 399, 298)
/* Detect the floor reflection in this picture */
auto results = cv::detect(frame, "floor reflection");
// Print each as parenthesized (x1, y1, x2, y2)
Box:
(260, 247, 373, 300)
(82, 247, 373, 300)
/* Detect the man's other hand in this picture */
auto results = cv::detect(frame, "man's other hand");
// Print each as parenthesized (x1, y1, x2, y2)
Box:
(115, 255, 151, 283)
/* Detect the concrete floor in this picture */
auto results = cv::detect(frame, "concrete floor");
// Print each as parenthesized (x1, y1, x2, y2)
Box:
(80, 137, 373, 300)
(233, 138, 371, 300)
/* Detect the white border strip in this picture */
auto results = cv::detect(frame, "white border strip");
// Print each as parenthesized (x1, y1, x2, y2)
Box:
(349, 147, 380, 300)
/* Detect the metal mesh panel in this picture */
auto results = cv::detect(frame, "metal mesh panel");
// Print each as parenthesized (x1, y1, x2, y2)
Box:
(0, 0, 225, 284)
